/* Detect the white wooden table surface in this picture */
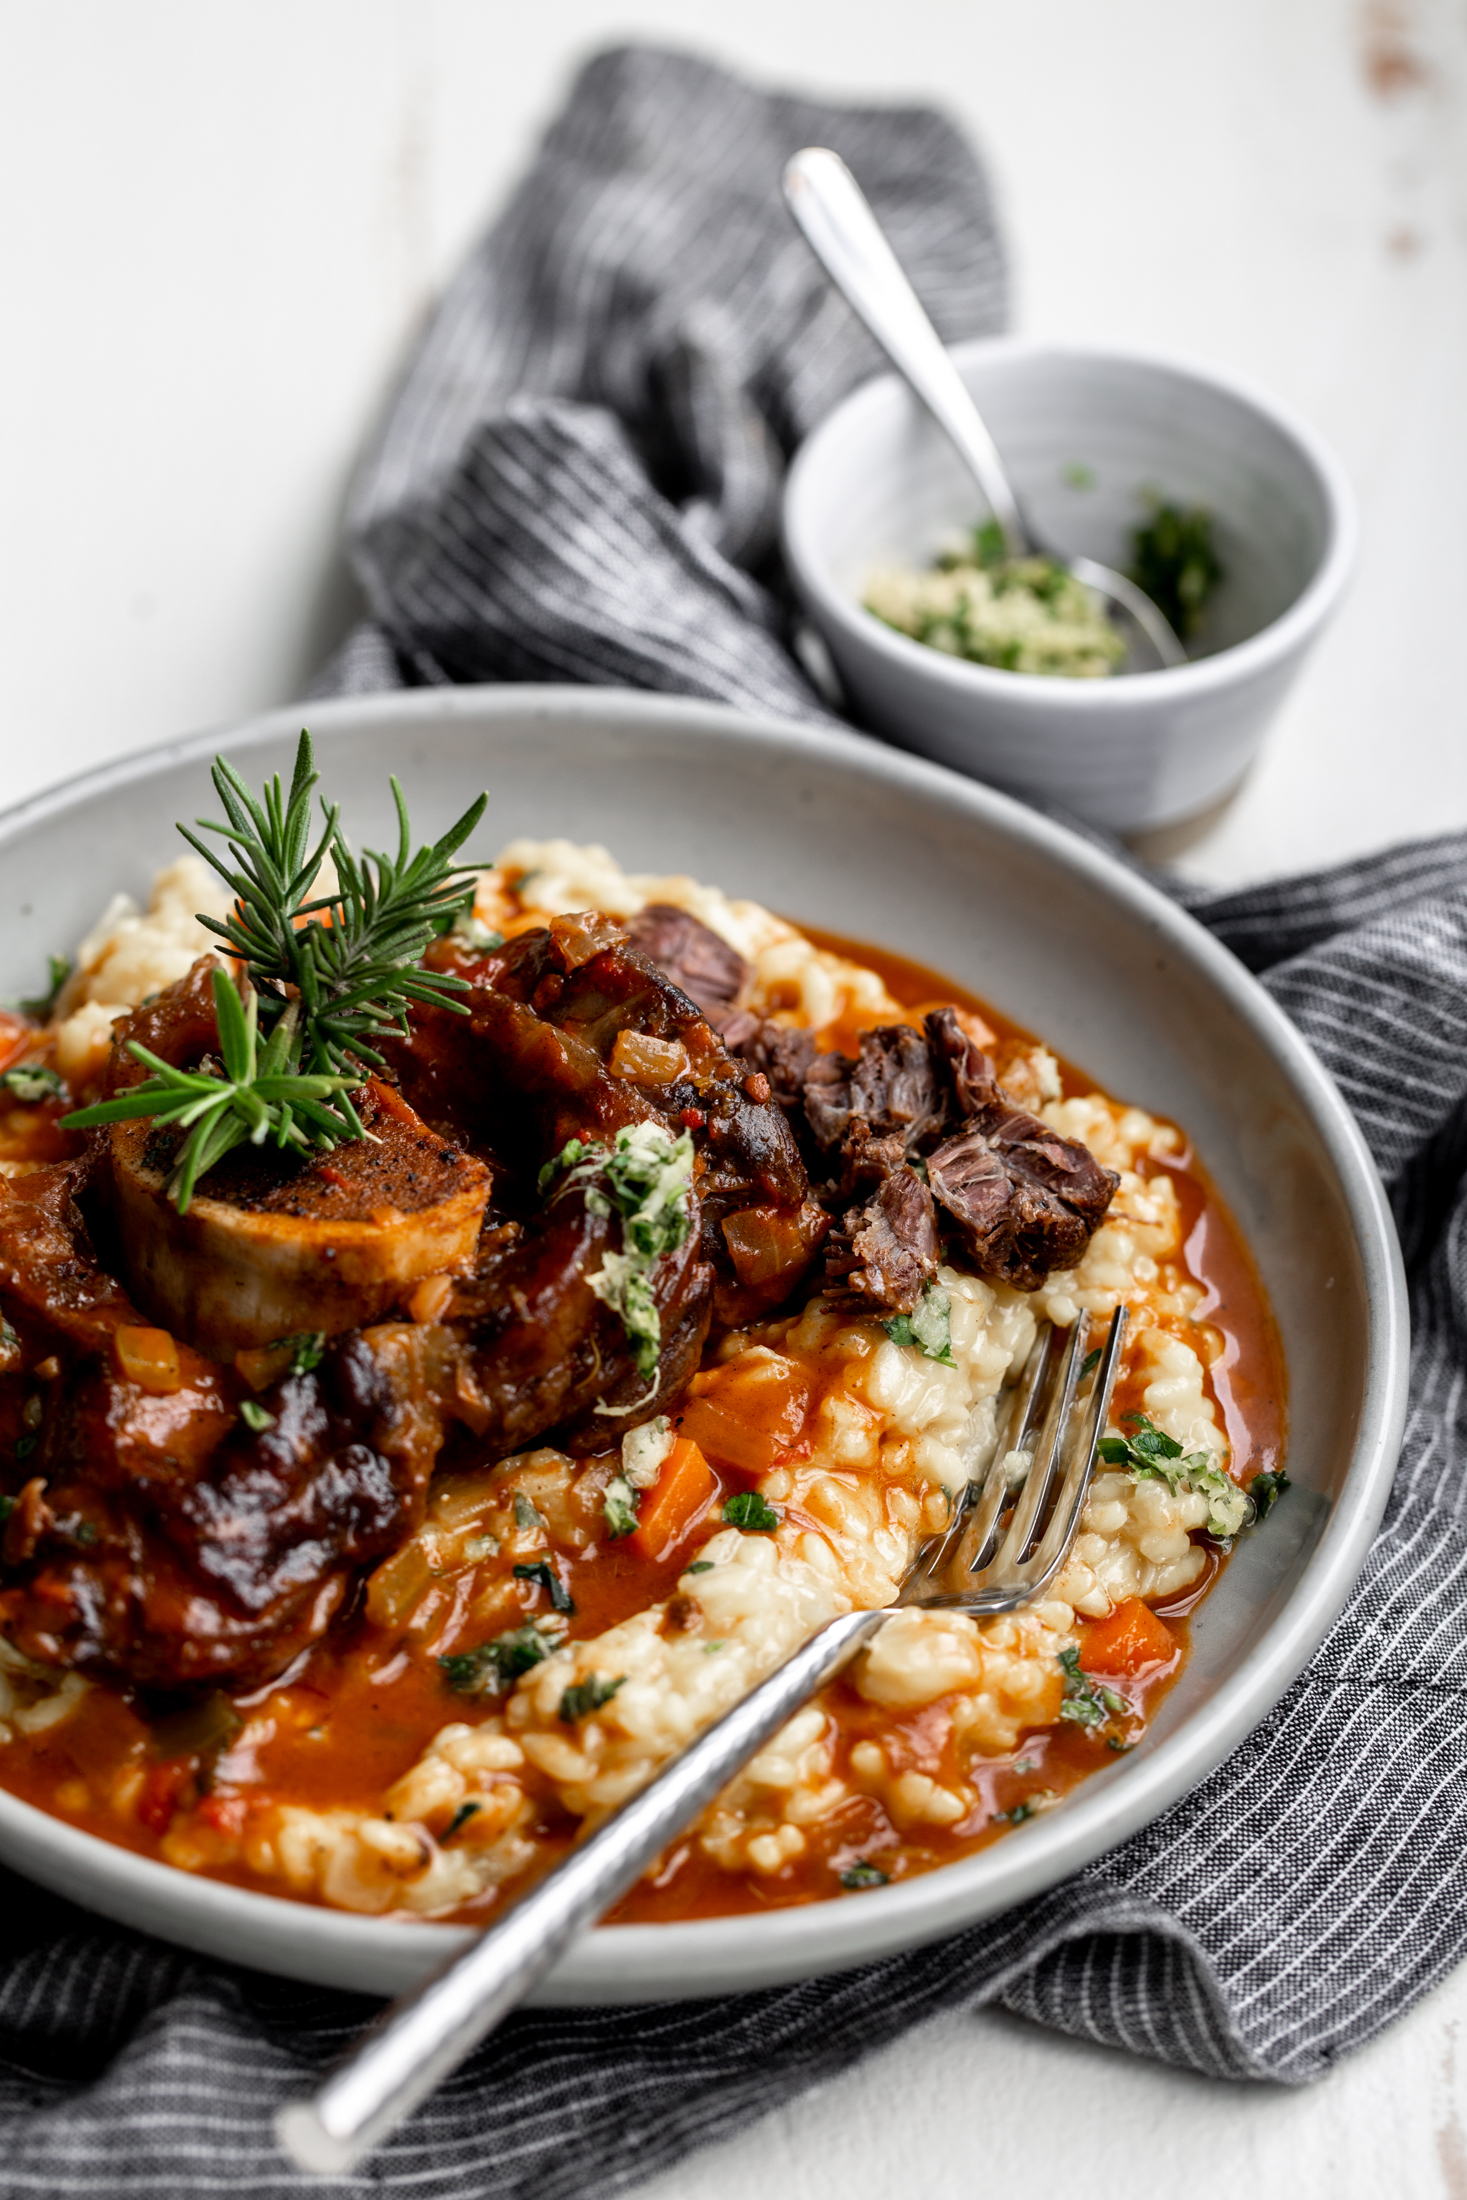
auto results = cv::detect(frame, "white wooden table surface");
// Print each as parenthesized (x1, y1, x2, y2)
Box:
(2, 3, 1464, 2191)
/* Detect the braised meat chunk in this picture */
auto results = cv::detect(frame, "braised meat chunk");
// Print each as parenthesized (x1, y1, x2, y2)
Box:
(723, 1002, 1118, 1307)
(922, 1011, 1118, 1292)
(823, 1165, 939, 1315)
(623, 903, 749, 1020)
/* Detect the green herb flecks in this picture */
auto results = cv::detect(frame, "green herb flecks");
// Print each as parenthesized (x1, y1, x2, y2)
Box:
(541, 1122, 695, 1377)
(560, 1674, 625, 1724)
(238, 1399, 276, 1434)
(0, 1317, 20, 1373)
(839, 1860, 889, 1890)
(439, 1622, 558, 1696)
(0, 1495, 13, 1525)
(1097, 1412, 1252, 1540)
(14, 1433, 38, 1462)
(1248, 1469, 1291, 1523)
(993, 1791, 1056, 1825)
(513, 1560, 574, 1613)
(513, 1491, 546, 1534)
(1129, 499, 1223, 643)
(61, 731, 487, 1210)
(884, 1284, 955, 1367)
(723, 1491, 780, 1532)
(1057, 1644, 1127, 1731)
(445, 1802, 481, 1841)
(16, 956, 70, 1021)
(685, 1559, 715, 1575)
(603, 1475, 639, 1540)
(1079, 1346, 1102, 1379)
(1, 1065, 64, 1105)
(271, 1331, 326, 1377)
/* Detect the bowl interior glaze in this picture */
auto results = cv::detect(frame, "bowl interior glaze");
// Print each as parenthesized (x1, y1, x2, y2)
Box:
(0, 687, 1406, 2000)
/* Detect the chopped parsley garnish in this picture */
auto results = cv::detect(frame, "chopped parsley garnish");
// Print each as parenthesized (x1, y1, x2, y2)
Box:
(723, 1491, 780, 1532)
(1129, 499, 1223, 642)
(883, 1284, 955, 1367)
(1248, 1469, 1291, 1523)
(1057, 1644, 1126, 1730)
(439, 1621, 557, 1695)
(513, 1491, 545, 1533)
(539, 1122, 695, 1376)
(17, 956, 70, 1021)
(14, 1433, 38, 1462)
(271, 1331, 326, 1376)
(685, 1559, 715, 1575)
(1079, 1347, 1102, 1379)
(0, 1065, 64, 1105)
(238, 1400, 276, 1433)
(603, 1474, 639, 1540)
(448, 910, 503, 952)
(839, 1860, 889, 1890)
(513, 1560, 573, 1612)
(993, 1792, 1056, 1825)
(1097, 1413, 1251, 1539)
(0, 1317, 18, 1358)
(560, 1674, 625, 1723)
(444, 1801, 481, 1840)
(974, 517, 1008, 567)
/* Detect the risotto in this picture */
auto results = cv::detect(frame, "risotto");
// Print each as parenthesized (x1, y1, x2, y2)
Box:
(0, 755, 1285, 1924)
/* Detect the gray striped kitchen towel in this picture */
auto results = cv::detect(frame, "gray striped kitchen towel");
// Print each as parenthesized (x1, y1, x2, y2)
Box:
(3, 41, 1462, 2200)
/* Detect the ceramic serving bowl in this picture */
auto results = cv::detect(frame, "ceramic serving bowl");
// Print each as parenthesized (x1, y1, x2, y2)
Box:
(782, 339, 1356, 834)
(0, 685, 1405, 1999)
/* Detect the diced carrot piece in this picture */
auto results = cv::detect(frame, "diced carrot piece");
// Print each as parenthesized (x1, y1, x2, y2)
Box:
(114, 1324, 181, 1395)
(630, 1438, 718, 1562)
(0, 1013, 31, 1074)
(677, 1356, 810, 1478)
(1081, 1597, 1178, 1677)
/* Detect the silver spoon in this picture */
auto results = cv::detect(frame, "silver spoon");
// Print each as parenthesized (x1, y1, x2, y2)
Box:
(783, 147, 1187, 673)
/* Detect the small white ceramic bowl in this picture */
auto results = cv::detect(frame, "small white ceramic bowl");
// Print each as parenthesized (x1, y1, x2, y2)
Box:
(782, 339, 1356, 833)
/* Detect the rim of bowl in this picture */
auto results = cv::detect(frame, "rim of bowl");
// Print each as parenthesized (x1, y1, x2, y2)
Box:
(782, 335, 1359, 713)
(0, 685, 1406, 1996)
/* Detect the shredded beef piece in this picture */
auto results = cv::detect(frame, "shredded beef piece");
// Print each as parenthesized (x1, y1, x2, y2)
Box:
(926, 1106, 1118, 1292)
(801, 1051, 854, 1150)
(823, 1165, 939, 1315)
(720, 1015, 818, 1114)
(623, 903, 748, 1018)
(924, 1006, 1001, 1116)
(795, 1024, 949, 1163)
(849, 1025, 949, 1148)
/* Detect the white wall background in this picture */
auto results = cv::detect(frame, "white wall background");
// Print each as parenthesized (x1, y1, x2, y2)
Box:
(0, 0, 1462, 883)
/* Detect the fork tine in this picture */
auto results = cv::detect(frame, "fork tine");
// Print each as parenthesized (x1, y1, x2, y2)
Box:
(990, 1314, 1090, 1574)
(943, 1319, 1057, 1583)
(1024, 1305, 1128, 1583)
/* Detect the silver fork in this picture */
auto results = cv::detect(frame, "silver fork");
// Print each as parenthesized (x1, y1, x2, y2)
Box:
(277, 1305, 1127, 2174)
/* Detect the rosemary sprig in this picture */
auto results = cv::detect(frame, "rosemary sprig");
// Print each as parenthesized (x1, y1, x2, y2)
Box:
(65, 969, 361, 1210)
(183, 731, 487, 1116)
(61, 731, 489, 1208)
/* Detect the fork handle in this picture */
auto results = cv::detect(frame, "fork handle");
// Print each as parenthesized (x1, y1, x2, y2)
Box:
(277, 1604, 886, 2176)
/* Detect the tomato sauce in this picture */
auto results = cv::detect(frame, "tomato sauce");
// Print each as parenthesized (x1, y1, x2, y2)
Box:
(0, 931, 1287, 1925)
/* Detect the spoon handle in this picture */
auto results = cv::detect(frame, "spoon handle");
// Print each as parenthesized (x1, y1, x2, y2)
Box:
(783, 146, 1029, 554)
(275, 1604, 886, 2177)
